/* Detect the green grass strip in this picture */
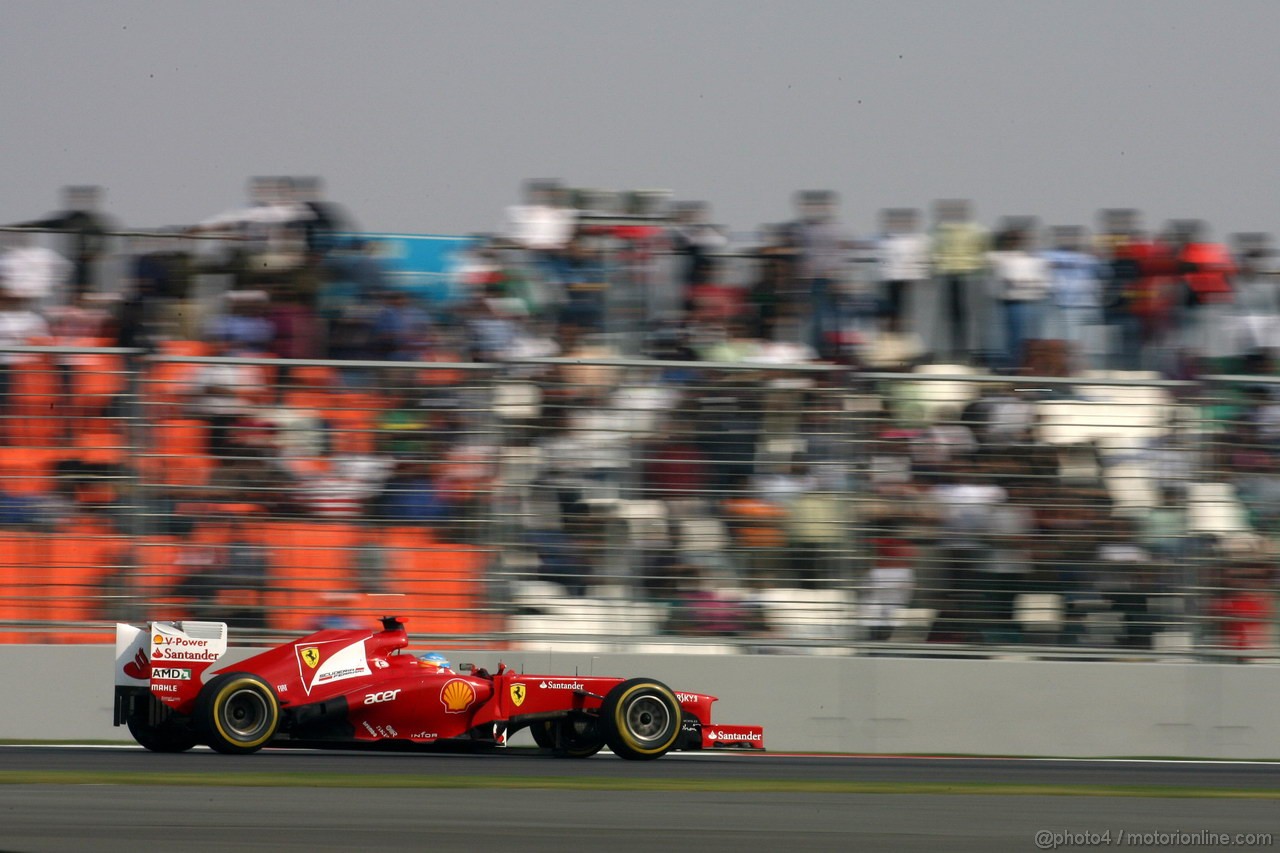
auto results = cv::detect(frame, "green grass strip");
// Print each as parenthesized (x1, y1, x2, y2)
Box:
(0, 770, 1277, 798)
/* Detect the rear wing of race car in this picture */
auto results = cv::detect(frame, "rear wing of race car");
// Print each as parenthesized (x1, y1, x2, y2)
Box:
(114, 621, 229, 721)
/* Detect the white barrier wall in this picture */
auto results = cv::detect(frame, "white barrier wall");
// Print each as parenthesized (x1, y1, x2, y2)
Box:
(12, 645, 1280, 758)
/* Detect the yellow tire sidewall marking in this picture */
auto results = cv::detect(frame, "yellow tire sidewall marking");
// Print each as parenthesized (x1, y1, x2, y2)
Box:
(614, 683, 680, 754)
(214, 678, 279, 748)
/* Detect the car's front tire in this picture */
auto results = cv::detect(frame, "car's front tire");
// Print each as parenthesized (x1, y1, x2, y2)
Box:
(600, 678, 682, 760)
(195, 673, 280, 755)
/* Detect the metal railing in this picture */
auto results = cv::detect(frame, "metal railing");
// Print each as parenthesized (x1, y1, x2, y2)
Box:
(0, 345, 1275, 661)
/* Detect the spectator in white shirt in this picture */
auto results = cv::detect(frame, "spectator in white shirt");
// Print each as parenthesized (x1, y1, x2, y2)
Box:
(1231, 237, 1280, 356)
(0, 233, 71, 306)
(0, 288, 50, 404)
(503, 179, 577, 303)
(988, 224, 1051, 370)
(877, 208, 930, 329)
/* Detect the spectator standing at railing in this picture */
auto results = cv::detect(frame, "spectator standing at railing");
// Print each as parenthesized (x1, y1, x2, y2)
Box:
(127, 232, 201, 340)
(556, 232, 610, 332)
(876, 208, 930, 332)
(746, 224, 801, 343)
(1231, 235, 1280, 356)
(787, 190, 851, 360)
(503, 179, 577, 309)
(0, 287, 50, 406)
(1096, 209, 1180, 371)
(988, 224, 1051, 372)
(928, 199, 988, 363)
(668, 201, 729, 296)
(9, 186, 114, 299)
(293, 176, 356, 257)
(192, 176, 314, 292)
(1165, 220, 1236, 368)
(1042, 226, 1104, 371)
(0, 231, 71, 308)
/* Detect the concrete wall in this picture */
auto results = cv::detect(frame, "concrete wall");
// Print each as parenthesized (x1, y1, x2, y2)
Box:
(9, 644, 1280, 758)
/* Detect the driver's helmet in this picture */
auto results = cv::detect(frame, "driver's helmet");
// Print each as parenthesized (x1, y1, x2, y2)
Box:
(418, 651, 453, 673)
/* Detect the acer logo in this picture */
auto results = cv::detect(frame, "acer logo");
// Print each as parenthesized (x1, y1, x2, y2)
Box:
(364, 689, 401, 705)
(122, 648, 150, 680)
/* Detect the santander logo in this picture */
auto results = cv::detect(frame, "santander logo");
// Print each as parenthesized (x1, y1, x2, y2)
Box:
(122, 647, 151, 680)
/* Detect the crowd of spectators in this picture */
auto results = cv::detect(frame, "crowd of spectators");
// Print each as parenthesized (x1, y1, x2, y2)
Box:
(0, 179, 1277, 651)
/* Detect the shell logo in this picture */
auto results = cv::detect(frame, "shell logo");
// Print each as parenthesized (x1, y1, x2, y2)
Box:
(440, 679, 476, 714)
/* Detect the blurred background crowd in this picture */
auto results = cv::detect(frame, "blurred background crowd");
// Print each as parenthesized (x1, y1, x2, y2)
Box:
(0, 178, 1277, 655)
(3, 179, 1274, 375)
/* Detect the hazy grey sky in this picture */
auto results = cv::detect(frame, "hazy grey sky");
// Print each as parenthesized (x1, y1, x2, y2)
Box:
(4, 1, 1278, 239)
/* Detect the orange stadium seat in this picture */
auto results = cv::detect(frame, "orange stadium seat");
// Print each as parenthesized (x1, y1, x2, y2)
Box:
(131, 534, 202, 623)
(417, 353, 470, 387)
(133, 534, 182, 596)
(0, 530, 46, 642)
(66, 343, 126, 433)
(380, 526, 495, 637)
(281, 365, 338, 412)
(140, 418, 214, 488)
(7, 348, 63, 447)
(74, 429, 127, 466)
(142, 341, 210, 419)
(326, 390, 383, 454)
(45, 517, 123, 643)
(0, 446, 61, 497)
(257, 520, 364, 632)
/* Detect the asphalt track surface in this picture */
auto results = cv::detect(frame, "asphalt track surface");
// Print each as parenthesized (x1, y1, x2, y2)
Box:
(4, 745, 1280, 789)
(1, 748, 1278, 852)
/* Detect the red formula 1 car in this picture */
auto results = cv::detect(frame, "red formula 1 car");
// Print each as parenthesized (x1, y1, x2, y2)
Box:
(113, 617, 764, 760)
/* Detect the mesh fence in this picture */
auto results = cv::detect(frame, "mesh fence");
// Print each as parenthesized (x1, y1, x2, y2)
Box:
(0, 345, 1276, 660)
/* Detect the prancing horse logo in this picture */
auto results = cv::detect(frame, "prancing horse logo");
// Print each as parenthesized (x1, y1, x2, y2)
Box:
(300, 647, 320, 668)
(510, 683, 526, 707)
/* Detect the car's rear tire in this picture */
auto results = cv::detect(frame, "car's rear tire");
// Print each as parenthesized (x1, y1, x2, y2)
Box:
(195, 673, 280, 755)
(531, 715, 605, 758)
(126, 693, 198, 753)
(600, 678, 682, 760)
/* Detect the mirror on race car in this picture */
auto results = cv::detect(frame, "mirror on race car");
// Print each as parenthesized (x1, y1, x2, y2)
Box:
(458, 663, 475, 673)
